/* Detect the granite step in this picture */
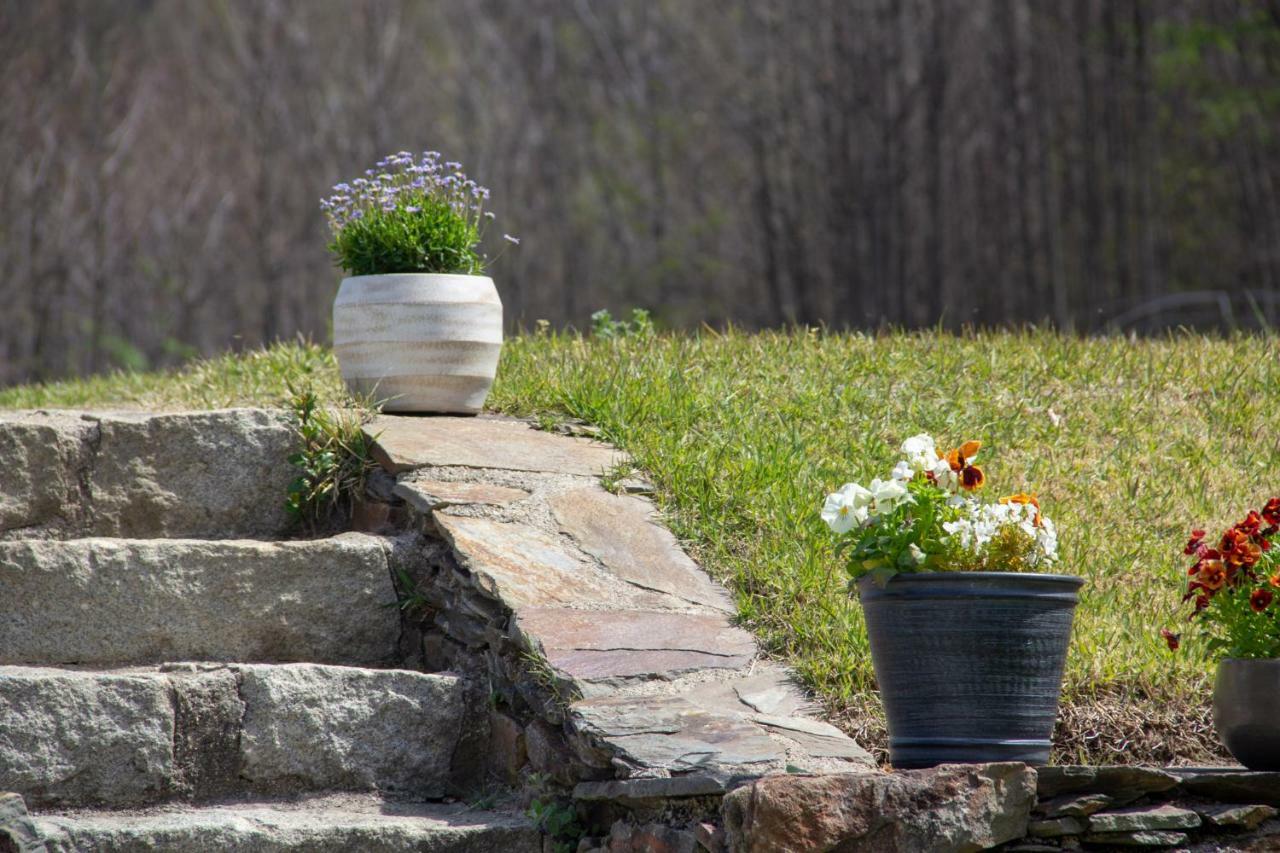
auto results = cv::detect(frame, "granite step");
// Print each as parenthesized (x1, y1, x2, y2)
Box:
(0, 664, 473, 809)
(28, 794, 540, 852)
(0, 409, 301, 541)
(0, 534, 402, 666)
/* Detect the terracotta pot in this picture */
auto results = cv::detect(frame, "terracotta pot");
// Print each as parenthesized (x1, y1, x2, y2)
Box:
(333, 273, 502, 414)
(1214, 658, 1280, 770)
(858, 571, 1083, 769)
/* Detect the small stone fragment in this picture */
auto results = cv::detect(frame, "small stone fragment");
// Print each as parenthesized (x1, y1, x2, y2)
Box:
(1198, 802, 1278, 830)
(1038, 792, 1113, 818)
(694, 821, 725, 852)
(1086, 804, 1200, 833)
(486, 710, 527, 785)
(1028, 817, 1087, 837)
(1082, 830, 1189, 847)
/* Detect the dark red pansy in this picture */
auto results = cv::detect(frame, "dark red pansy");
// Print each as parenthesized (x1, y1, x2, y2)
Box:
(1184, 529, 1207, 556)
(1238, 511, 1263, 536)
(1263, 498, 1280, 527)
(1160, 628, 1181, 651)
(1251, 588, 1274, 613)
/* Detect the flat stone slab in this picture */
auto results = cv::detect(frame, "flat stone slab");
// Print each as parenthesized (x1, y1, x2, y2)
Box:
(1083, 830, 1189, 846)
(1198, 802, 1278, 829)
(367, 415, 625, 476)
(1087, 803, 1200, 833)
(1037, 792, 1113, 818)
(1037, 765, 1179, 803)
(0, 534, 400, 666)
(571, 694, 784, 780)
(514, 607, 755, 682)
(1172, 767, 1280, 806)
(0, 409, 297, 540)
(549, 488, 733, 612)
(0, 664, 468, 809)
(394, 479, 529, 511)
(434, 514, 647, 609)
(31, 794, 540, 852)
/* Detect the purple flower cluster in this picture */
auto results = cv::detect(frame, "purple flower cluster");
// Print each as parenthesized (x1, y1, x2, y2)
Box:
(319, 150, 494, 233)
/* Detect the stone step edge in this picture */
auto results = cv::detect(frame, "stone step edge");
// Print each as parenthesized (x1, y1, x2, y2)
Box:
(0, 663, 473, 810)
(23, 792, 540, 852)
(0, 532, 406, 668)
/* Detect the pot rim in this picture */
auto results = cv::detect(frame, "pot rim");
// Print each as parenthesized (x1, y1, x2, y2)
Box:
(857, 570, 1084, 585)
(339, 272, 493, 284)
(1218, 657, 1280, 665)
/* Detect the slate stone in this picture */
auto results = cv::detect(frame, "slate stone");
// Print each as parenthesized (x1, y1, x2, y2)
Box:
(486, 710, 527, 785)
(548, 488, 734, 612)
(1037, 792, 1114, 818)
(0, 534, 400, 666)
(572, 695, 784, 778)
(1082, 830, 1189, 846)
(573, 776, 729, 804)
(1036, 765, 1179, 803)
(434, 513, 654, 611)
(749, 714, 872, 762)
(394, 479, 529, 512)
(1172, 768, 1280, 807)
(366, 415, 625, 476)
(1087, 804, 1200, 833)
(1198, 802, 1278, 829)
(721, 763, 1036, 853)
(1028, 817, 1086, 837)
(514, 607, 755, 682)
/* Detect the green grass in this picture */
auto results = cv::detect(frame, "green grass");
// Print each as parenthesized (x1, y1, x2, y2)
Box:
(6, 329, 1278, 762)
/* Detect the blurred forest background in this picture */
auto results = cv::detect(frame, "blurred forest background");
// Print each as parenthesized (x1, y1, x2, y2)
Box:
(2, 0, 1279, 385)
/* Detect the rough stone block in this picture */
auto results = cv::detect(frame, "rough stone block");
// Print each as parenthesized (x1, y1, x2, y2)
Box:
(30, 795, 541, 852)
(721, 763, 1036, 853)
(0, 534, 400, 666)
(1198, 802, 1278, 829)
(0, 409, 298, 539)
(0, 668, 175, 808)
(237, 664, 464, 798)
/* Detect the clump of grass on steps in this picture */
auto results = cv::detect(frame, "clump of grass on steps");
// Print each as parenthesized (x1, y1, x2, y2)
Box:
(283, 382, 378, 535)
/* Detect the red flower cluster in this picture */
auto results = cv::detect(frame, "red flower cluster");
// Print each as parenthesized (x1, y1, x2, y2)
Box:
(1163, 498, 1280, 650)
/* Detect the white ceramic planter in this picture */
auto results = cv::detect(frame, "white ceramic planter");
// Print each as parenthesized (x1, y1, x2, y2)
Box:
(333, 273, 503, 414)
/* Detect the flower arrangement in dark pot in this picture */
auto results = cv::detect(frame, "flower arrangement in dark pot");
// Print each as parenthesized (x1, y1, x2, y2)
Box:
(323, 151, 517, 414)
(824, 434, 1081, 769)
(1164, 497, 1280, 770)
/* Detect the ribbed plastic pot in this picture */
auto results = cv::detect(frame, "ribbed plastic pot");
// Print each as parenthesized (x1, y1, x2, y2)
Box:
(333, 273, 503, 414)
(1214, 658, 1280, 770)
(858, 571, 1083, 769)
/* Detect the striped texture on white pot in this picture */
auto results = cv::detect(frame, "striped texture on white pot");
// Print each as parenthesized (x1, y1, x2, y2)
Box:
(333, 273, 503, 414)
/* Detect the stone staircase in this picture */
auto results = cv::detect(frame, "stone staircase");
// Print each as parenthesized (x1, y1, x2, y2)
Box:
(0, 410, 539, 852)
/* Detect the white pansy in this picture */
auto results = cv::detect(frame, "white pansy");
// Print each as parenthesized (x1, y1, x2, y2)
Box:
(868, 477, 911, 516)
(907, 543, 926, 565)
(900, 433, 937, 472)
(930, 457, 958, 492)
(821, 482, 872, 534)
(890, 460, 914, 483)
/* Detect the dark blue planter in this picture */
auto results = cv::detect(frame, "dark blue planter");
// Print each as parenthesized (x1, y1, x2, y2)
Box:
(858, 571, 1083, 769)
